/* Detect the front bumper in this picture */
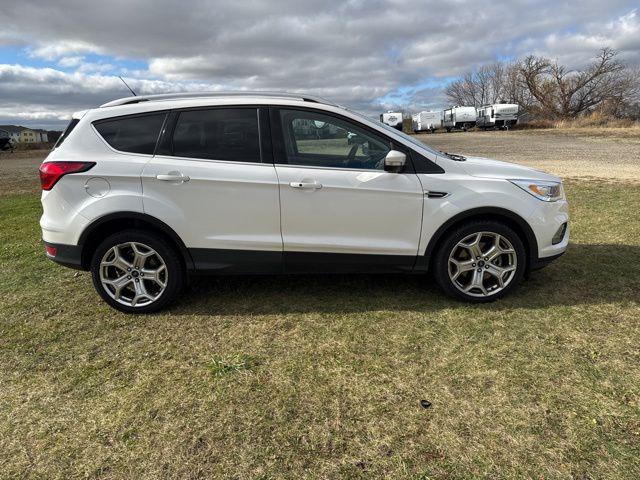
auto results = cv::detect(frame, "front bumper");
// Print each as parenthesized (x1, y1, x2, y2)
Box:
(530, 250, 566, 271)
(527, 198, 570, 260)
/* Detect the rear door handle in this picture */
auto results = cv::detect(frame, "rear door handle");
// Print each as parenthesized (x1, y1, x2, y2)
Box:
(289, 181, 322, 190)
(156, 172, 190, 183)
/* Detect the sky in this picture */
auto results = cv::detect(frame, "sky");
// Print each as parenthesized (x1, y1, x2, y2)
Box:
(1, 0, 639, 130)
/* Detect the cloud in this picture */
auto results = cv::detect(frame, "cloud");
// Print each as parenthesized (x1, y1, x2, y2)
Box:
(57, 56, 85, 68)
(0, 1, 638, 128)
(29, 40, 103, 61)
(518, 8, 640, 68)
(0, 64, 278, 130)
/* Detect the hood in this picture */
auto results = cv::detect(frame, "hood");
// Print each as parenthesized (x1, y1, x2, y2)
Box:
(460, 156, 561, 182)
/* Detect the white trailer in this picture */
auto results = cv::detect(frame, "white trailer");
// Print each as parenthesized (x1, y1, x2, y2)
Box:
(411, 110, 443, 133)
(443, 106, 477, 132)
(380, 111, 403, 130)
(476, 103, 519, 129)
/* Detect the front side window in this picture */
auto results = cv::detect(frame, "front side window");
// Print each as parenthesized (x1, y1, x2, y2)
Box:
(171, 108, 260, 162)
(278, 109, 390, 170)
(94, 112, 166, 154)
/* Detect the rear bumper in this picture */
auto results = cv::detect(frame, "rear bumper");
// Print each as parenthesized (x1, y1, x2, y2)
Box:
(43, 241, 84, 270)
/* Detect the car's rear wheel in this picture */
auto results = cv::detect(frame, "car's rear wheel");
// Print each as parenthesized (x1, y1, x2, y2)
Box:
(90, 229, 184, 313)
(433, 220, 526, 302)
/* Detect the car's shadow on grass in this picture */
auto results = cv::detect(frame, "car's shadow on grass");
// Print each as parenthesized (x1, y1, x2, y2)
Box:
(171, 243, 639, 315)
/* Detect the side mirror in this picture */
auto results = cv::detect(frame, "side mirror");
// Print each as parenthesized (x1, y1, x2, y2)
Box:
(384, 150, 406, 172)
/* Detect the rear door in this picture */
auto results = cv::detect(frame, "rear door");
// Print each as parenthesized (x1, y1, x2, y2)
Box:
(271, 107, 423, 272)
(141, 107, 282, 273)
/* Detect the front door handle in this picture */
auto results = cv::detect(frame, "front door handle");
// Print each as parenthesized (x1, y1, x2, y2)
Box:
(156, 172, 190, 183)
(289, 181, 322, 190)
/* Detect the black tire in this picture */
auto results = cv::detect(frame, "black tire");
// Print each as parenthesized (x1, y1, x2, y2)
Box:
(433, 220, 526, 303)
(90, 229, 184, 313)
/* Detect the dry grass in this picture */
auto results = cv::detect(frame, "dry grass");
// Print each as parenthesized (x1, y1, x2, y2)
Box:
(553, 112, 638, 129)
(1, 132, 639, 479)
(517, 112, 640, 139)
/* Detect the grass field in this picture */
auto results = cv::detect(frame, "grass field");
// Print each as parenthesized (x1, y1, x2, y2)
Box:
(1, 131, 639, 479)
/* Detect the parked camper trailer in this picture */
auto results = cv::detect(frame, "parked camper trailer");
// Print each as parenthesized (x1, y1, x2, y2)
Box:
(412, 110, 443, 133)
(380, 111, 403, 130)
(477, 104, 519, 129)
(443, 106, 476, 132)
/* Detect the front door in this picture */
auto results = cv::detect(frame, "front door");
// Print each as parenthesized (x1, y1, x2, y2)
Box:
(271, 108, 423, 272)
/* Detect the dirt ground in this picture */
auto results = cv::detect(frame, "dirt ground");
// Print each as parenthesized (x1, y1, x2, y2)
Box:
(0, 149, 50, 195)
(418, 129, 640, 183)
(1, 129, 639, 195)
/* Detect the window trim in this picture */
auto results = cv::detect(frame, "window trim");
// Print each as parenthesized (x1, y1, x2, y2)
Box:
(92, 111, 169, 156)
(156, 105, 266, 164)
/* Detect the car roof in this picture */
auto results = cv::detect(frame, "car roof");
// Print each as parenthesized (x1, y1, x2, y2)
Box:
(99, 91, 338, 108)
(79, 92, 346, 123)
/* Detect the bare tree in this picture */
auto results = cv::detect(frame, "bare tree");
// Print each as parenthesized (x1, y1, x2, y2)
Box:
(443, 47, 639, 120)
(488, 62, 505, 103)
(503, 61, 535, 110)
(597, 65, 640, 117)
(444, 62, 513, 107)
(518, 48, 628, 119)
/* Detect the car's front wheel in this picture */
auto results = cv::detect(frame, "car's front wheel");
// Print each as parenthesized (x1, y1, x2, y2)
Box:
(90, 229, 184, 313)
(433, 220, 526, 302)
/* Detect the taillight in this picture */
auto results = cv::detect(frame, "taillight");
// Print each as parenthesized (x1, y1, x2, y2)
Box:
(39, 161, 95, 190)
(45, 245, 57, 257)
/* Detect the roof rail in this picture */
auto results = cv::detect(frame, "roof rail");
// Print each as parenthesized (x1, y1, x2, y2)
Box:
(99, 91, 337, 108)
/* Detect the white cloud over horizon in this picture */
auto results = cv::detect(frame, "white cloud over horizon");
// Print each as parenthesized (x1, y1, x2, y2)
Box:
(1, 1, 639, 129)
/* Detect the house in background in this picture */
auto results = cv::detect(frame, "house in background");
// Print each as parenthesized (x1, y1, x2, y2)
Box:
(0, 125, 49, 143)
(19, 128, 48, 143)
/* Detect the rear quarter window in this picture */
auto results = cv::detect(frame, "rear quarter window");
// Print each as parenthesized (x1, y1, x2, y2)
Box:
(93, 112, 166, 154)
(54, 118, 79, 149)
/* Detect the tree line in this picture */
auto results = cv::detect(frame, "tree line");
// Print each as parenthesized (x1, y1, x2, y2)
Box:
(444, 48, 640, 120)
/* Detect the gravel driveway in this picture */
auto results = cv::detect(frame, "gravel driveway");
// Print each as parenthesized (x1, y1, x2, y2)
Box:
(418, 129, 640, 182)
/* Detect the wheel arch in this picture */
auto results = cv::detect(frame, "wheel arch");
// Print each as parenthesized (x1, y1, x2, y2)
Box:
(78, 212, 194, 271)
(419, 207, 538, 273)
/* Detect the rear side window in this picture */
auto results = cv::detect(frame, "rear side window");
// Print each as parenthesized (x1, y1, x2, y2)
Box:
(94, 113, 166, 154)
(171, 108, 260, 162)
(54, 118, 79, 149)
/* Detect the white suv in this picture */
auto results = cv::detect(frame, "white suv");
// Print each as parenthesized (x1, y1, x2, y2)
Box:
(40, 92, 569, 313)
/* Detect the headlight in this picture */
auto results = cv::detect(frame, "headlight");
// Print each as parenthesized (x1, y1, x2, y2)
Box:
(510, 179, 564, 202)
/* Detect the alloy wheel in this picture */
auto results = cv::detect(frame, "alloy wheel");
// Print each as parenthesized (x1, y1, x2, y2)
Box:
(99, 242, 168, 307)
(448, 231, 517, 297)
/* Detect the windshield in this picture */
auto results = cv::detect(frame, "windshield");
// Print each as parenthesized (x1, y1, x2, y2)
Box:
(346, 108, 444, 157)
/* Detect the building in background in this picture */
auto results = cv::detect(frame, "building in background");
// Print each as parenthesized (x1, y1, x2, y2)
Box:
(19, 128, 48, 143)
(0, 125, 49, 143)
